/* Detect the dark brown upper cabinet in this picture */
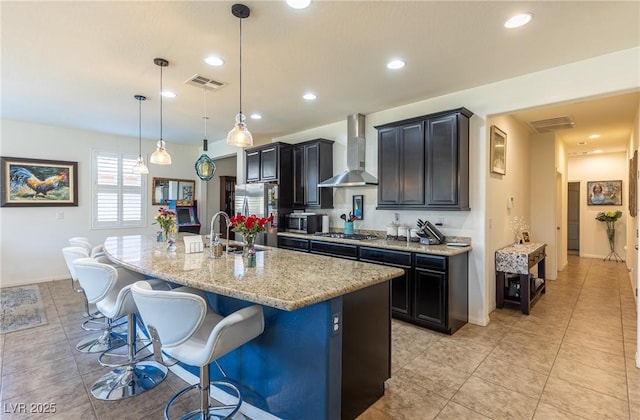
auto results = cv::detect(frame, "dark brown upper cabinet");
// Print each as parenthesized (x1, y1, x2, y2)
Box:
(292, 139, 334, 209)
(375, 108, 472, 211)
(245, 142, 290, 184)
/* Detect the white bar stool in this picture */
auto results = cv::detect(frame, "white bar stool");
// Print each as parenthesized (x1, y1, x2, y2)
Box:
(131, 280, 264, 420)
(74, 258, 170, 401)
(62, 246, 125, 353)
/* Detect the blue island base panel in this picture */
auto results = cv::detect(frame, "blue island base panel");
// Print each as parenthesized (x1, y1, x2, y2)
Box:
(176, 293, 343, 420)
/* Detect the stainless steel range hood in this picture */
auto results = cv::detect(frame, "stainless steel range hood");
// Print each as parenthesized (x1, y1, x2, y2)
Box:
(318, 113, 378, 188)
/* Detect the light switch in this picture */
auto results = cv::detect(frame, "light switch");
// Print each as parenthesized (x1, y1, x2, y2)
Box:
(56, 212, 64, 220)
(507, 196, 514, 209)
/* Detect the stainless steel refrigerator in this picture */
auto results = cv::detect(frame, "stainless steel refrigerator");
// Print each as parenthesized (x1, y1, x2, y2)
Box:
(234, 183, 280, 247)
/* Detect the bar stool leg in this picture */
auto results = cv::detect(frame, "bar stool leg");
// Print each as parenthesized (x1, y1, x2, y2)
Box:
(91, 314, 167, 401)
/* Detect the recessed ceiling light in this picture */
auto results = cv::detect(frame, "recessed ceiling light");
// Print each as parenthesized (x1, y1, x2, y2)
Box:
(504, 12, 533, 29)
(387, 59, 405, 70)
(303, 92, 317, 101)
(250, 113, 262, 120)
(588, 134, 601, 139)
(286, 0, 312, 9)
(161, 91, 176, 98)
(577, 141, 588, 146)
(204, 56, 224, 66)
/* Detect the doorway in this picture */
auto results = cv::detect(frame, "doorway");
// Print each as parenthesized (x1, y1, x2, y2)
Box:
(567, 181, 580, 253)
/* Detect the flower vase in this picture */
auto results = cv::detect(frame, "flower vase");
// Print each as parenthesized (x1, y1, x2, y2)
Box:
(243, 234, 256, 256)
(606, 221, 616, 254)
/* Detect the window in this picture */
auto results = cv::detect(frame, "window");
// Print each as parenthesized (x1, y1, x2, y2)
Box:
(92, 150, 146, 229)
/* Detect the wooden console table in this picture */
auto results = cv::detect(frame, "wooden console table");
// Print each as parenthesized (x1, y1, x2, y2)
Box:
(495, 243, 546, 315)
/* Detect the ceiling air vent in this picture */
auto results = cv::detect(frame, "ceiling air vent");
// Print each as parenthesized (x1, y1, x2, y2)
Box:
(528, 115, 575, 133)
(185, 74, 225, 90)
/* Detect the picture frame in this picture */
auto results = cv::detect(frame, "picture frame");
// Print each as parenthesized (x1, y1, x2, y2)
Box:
(490, 125, 507, 175)
(352, 194, 364, 220)
(587, 180, 622, 206)
(521, 231, 531, 243)
(1, 156, 78, 207)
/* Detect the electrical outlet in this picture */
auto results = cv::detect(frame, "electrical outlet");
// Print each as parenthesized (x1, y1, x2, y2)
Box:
(436, 217, 444, 226)
(393, 213, 399, 223)
(331, 312, 341, 335)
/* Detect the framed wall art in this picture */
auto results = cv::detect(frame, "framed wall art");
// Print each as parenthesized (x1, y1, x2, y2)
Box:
(490, 125, 507, 175)
(352, 194, 364, 220)
(587, 179, 622, 206)
(1, 156, 78, 207)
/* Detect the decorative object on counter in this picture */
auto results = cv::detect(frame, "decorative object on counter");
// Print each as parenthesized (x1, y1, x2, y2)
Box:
(166, 237, 176, 253)
(154, 207, 177, 242)
(510, 216, 529, 246)
(409, 228, 420, 242)
(595, 210, 624, 262)
(521, 230, 531, 243)
(352, 195, 364, 220)
(150, 58, 172, 165)
(344, 221, 354, 235)
(587, 180, 622, 206)
(132, 95, 149, 174)
(194, 87, 216, 181)
(230, 213, 274, 255)
(1, 156, 78, 207)
(247, 248, 257, 267)
(226, 3, 253, 147)
(184, 235, 204, 254)
(397, 225, 408, 241)
(386, 223, 398, 240)
(490, 125, 506, 175)
(211, 234, 224, 258)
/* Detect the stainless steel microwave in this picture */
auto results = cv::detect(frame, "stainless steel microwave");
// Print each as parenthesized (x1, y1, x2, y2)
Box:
(284, 213, 323, 234)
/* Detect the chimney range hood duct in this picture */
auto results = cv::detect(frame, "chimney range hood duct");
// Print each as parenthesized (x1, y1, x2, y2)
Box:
(318, 113, 378, 188)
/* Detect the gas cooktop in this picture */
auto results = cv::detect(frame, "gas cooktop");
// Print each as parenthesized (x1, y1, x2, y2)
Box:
(312, 232, 378, 241)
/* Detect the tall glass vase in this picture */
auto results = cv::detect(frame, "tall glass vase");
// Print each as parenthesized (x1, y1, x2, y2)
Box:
(604, 221, 623, 262)
(606, 221, 616, 253)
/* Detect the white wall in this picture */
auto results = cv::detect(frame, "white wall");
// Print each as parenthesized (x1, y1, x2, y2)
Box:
(0, 119, 199, 287)
(568, 152, 629, 259)
(203, 155, 237, 234)
(486, 115, 532, 306)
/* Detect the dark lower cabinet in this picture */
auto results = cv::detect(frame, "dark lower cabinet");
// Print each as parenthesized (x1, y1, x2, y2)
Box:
(309, 240, 358, 259)
(359, 247, 412, 317)
(279, 236, 469, 334)
(414, 267, 446, 328)
(277, 236, 310, 252)
(414, 253, 468, 334)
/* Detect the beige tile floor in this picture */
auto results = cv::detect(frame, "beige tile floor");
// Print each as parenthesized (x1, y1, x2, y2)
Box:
(0, 255, 637, 419)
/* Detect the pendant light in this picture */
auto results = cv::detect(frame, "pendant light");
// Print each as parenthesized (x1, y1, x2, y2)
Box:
(132, 95, 149, 174)
(195, 87, 216, 181)
(226, 4, 253, 148)
(150, 58, 172, 164)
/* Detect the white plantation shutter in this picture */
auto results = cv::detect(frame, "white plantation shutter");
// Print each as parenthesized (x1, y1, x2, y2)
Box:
(92, 150, 146, 229)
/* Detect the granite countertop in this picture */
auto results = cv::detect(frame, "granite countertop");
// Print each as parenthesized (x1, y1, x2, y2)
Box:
(278, 232, 472, 256)
(103, 235, 404, 312)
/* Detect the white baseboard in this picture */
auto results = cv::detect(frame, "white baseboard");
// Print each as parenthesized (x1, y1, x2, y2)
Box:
(1, 275, 69, 288)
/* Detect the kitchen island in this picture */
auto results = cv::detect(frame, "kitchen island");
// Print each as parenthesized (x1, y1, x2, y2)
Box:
(104, 234, 404, 420)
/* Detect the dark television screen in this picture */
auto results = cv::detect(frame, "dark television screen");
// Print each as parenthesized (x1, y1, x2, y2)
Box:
(177, 208, 193, 224)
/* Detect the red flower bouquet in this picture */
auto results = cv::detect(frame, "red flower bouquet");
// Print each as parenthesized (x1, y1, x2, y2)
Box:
(229, 214, 274, 236)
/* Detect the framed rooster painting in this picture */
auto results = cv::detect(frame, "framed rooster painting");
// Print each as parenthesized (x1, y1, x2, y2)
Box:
(1, 157, 78, 207)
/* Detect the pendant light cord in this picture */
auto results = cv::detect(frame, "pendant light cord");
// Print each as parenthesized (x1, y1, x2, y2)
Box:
(160, 64, 163, 141)
(138, 99, 142, 155)
(203, 87, 207, 139)
(239, 16, 243, 116)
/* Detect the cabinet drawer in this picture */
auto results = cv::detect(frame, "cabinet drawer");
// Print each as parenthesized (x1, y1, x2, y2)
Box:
(310, 240, 358, 259)
(360, 247, 412, 267)
(528, 247, 545, 267)
(277, 237, 309, 252)
(415, 254, 447, 271)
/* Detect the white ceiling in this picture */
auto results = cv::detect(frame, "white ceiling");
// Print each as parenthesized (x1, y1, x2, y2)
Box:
(2, 1, 639, 151)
